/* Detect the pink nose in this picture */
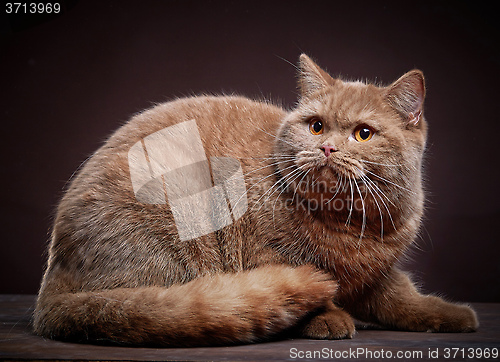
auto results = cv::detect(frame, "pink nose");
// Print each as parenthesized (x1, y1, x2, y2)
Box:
(321, 145, 337, 157)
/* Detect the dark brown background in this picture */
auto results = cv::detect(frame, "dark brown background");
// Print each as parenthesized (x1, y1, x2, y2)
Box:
(1, 1, 499, 301)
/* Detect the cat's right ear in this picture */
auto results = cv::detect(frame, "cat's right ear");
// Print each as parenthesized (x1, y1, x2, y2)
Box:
(384, 70, 425, 126)
(298, 54, 335, 97)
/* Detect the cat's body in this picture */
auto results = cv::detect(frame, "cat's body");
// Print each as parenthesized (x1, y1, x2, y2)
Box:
(34, 55, 478, 346)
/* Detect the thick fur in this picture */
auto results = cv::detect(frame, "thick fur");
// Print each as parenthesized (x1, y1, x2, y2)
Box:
(34, 54, 478, 346)
(34, 265, 337, 346)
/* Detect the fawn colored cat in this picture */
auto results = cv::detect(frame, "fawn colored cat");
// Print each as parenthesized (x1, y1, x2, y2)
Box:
(34, 54, 478, 346)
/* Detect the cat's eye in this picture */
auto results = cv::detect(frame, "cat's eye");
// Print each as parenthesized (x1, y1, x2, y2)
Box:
(309, 118, 324, 135)
(354, 126, 374, 142)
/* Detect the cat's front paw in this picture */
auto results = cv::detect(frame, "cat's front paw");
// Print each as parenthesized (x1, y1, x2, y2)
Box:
(301, 305, 355, 339)
(422, 297, 479, 333)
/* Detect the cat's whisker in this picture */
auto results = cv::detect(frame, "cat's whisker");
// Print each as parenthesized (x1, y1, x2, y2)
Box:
(257, 126, 297, 149)
(271, 167, 307, 223)
(250, 152, 298, 159)
(354, 179, 366, 244)
(360, 173, 397, 208)
(244, 155, 297, 161)
(238, 153, 297, 161)
(242, 158, 294, 178)
(263, 168, 302, 210)
(325, 174, 345, 204)
(250, 164, 298, 212)
(231, 163, 295, 212)
(361, 175, 396, 231)
(255, 166, 303, 215)
(360, 159, 403, 168)
(297, 150, 317, 156)
(269, 166, 305, 204)
(296, 160, 321, 172)
(285, 167, 308, 194)
(361, 175, 384, 241)
(291, 169, 311, 202)
(310, 171, 324, 190)
(345, 177, 354, 228)
(364, 169, 416, 195)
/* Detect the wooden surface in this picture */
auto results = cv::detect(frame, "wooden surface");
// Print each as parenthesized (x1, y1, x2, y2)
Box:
(0, 295, 499, 361)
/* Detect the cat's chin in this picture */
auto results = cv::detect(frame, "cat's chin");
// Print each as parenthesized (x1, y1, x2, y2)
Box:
(325, 156, 364, 179)
(316, 166, 341, 187)
(316, 163, 360, 185)
(293, 163, 363, 204)
(292, 168, 344, 202)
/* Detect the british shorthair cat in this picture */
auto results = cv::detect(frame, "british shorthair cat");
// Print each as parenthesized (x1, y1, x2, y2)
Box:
(33, 54, 478, 346)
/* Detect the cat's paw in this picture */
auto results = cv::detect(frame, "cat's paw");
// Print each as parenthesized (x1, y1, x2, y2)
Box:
(301, 306, 355, 339)
(423, 298, 478, 333)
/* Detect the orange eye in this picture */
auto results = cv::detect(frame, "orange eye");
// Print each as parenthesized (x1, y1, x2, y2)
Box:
(309, 118, 324, 135)
(354, 126, 374, 142)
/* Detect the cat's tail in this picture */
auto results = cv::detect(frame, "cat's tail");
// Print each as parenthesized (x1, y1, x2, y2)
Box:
(33, 265, 337, 346)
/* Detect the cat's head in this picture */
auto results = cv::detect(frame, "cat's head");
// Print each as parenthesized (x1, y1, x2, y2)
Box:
(274, 54, 427, 227)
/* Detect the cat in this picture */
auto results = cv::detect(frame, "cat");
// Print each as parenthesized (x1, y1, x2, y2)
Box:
(33, 54, 478, 346)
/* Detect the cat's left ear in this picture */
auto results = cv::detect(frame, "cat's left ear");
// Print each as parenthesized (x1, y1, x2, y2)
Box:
(298, 54, 335, 97)
(385, 70, 425, 126)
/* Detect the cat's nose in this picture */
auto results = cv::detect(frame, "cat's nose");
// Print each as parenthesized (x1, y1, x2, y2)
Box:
(321, 145, 337, 157)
